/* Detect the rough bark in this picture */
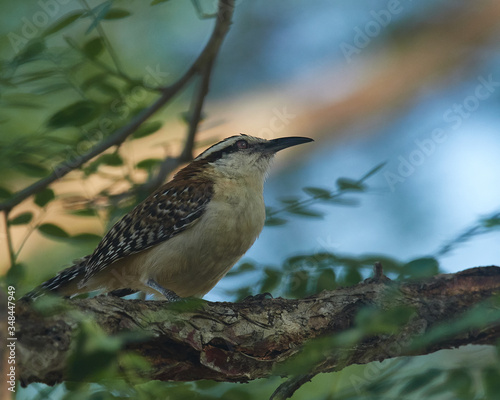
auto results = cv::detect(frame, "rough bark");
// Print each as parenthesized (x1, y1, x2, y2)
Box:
(15, 266, 500, 388)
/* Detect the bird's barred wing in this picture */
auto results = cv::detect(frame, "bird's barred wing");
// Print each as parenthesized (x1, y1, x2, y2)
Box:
(80, 181, 214, 286)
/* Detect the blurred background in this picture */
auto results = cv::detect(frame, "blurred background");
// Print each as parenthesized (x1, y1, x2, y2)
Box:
(1, 0, 500, 399)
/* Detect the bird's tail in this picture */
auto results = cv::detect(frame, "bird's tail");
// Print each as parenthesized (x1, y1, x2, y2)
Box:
(22, 256, 89, 301)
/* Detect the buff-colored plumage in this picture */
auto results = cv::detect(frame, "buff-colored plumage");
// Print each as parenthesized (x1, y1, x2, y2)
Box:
(24, 134, 312, 300)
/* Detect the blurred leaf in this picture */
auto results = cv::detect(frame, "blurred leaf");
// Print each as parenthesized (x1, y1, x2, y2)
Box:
(47, 101, 99, 128)
(316, 269, 336, 292)
(336, 178, 365, 192)
(264, 216, 287, 226)
(448, 368, 473, 399)
(98, 153, 123, 166)
(9, 212, 33, 225)
(38, 223, 70, 239)
(356, 305, 414, 335)
(287, 270, 309, 298)
(136, 158, 161, 171)
(83, 37, 104, 59)
(103, 9, 132, 19)
(483, 216, 500, 228)
(34, 188, 55, 207)
(70, 209, 97, 217)
(278, 196, 300, 205)
(302, 187, 331, 199)
(95, 82, 121, 97)
(344, 267, 362, 286)
(6, 263, 25, 287)
(400, 369, 443, 395)
(86, 1, 112, 34)
(81, 73, 108, 91)
(43, 11, 85, 36)
(151, 0, 171, 4)
(72, 233, 101, 243)
(404, 257, 439, 279)
(260, 268, 281, 293)
(132, 121, 162, 139)
(360, 161, 387, 181)
(323, 197, 360, 206)
(482, 367, 500, 399)
(12, 70, 56, 85)
(13, 40, 45, 65)
(16, 161, 48, 177)
(287, 207, 323, 218)
(227, 262, 255, 277)
(0, 186, 12, 201)
(33, 83, 71, 95)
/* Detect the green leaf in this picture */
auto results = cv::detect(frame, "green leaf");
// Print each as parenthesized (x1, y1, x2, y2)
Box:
(302, 187, 331, 199)
(132, 121, 162, 139)
(103, 9, 132, 19)
(0, 186, 12, 201)
(227, 262, 256, 277)
(344, 267, 362, 286)
(6, 263, 25, 287)
(83, 37, 104, 59)
(264, 217, 287, 226)
(151, 0, 171, 4)
(43, 11, 85, 37)
(260, 268, 281, 293)
(404, 257, 439, 279)
(287, 270, 309, 298)
(86, 1, 112, 34)
(47, 101, 99, 128)
(287, 207, 323, 218)
(316, 269, 336, 292)
(336, 178, 365, 192)
(38, 223, 70, 239)
(401, 369, 443, 395)
(360, 161, 387, 181)
(97, 153, 123, 166)
(70, 209, 97, 217)
(482, 367, 500, 398)
(16, 162, 48, 177)
(14, 40, 45, 65)
(483, 216, 500, 228)
(34, 188, 55, 208)
(72, 233, 101, 244)
(136, 158, 162, 171)
(9, 212, 33, 225)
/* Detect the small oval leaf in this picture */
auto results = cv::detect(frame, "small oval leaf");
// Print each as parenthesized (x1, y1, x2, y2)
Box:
(83, 37, 104, 59)
(303, 187, 331, 199)
(9, 212, 33, 225)
(47, 101, 98, 128)
(103, 9, 132, 19)
(38, 223, 69, 239)
(34, 188, 55, 207)
(132, 121, 162, 139)
(43, 11, 85, 37)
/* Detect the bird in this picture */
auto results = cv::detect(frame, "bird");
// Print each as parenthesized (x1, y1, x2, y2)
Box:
(23, 134, 313, 301)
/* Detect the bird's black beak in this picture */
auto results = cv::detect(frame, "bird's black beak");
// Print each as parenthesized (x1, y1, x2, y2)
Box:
(264, 136, 314, 153)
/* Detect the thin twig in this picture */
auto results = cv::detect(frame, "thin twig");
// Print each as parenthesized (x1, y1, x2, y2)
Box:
(270, 373, 317, 400)
(80, 0, 126, 77)
(3, 211, 16, 268)
(0, 0, 235, 214)
(94, 12, 224, 204)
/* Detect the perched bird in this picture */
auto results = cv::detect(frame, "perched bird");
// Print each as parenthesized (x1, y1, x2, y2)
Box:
(24, 134, 313, 301)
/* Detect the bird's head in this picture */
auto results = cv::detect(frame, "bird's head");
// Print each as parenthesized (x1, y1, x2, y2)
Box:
(191, 134, 313, 180)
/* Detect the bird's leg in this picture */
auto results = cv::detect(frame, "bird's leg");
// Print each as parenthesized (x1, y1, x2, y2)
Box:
(146, 278, 181, 302)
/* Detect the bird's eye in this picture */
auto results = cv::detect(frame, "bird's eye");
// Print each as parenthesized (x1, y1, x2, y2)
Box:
(236, 140, 248, 149)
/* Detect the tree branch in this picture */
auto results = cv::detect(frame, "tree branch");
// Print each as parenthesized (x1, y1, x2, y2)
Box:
(0, 0, 235, 214)
(16, 266, 500, 394)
